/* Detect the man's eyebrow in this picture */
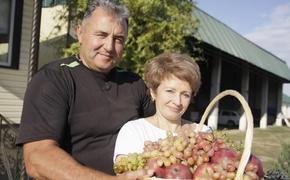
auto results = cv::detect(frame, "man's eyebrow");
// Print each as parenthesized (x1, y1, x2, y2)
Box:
(94, 31, 107, 35)
(114, 34, 126, 38)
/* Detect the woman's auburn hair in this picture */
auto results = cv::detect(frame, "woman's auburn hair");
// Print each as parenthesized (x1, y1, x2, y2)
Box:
(144, 52, 201, 96)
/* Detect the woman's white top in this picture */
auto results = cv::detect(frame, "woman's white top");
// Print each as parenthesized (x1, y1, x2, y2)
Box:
(113, 118, 211, 162)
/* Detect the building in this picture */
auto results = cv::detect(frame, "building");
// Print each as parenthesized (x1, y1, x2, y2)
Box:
(0, 0, 67, 123)
(0, 1, 290, 131)
(190, 7, 290, 130)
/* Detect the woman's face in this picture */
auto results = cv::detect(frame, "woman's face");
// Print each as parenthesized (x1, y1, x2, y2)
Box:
(151, 75, 193, 122)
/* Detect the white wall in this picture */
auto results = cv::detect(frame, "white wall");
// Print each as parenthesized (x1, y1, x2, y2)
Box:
(38, 5, 68, 68)
(0, 3, 69, 123)
(0, 0, 34, 123)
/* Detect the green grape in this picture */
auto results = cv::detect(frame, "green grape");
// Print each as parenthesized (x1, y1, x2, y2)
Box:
(113, 153, 146, 174)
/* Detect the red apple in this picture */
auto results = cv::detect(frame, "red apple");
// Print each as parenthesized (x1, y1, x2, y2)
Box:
(247, 154, 264, 179)
(211, 148, 239, 170)
(163, 163, 193, 179)
(154, 167, 166, 178)
(192, 163, 214, 179)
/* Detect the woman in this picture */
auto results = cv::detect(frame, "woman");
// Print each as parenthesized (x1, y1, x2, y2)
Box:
(113, 52, 210, 162)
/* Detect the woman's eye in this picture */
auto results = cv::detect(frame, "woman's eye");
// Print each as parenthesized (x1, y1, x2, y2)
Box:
(183, 93, 191, 98)
(165, 89, 174, 93)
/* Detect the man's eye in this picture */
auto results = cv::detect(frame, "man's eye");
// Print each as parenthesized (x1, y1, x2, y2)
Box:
(96, 34, 106, 38)
(165, 89, 174, 93)
(115, 37, 124, 44)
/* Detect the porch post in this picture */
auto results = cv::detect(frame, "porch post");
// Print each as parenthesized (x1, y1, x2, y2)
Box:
(260, 78, 269, 128)
(275, 83, 283, 126)
(240, 68, 249, 131)
(208, 57, 222, 130)
(28, 0, 42, 82)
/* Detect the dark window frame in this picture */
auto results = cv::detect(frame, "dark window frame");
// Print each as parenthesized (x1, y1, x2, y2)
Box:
(0, 0, 23, 69)
(42, 0, 66, 8)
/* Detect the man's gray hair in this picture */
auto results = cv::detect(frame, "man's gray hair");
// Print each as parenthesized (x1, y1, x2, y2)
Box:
(83, 0, 129, 25)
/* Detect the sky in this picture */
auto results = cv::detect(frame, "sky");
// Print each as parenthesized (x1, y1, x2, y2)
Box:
(196, 0, 290, 96)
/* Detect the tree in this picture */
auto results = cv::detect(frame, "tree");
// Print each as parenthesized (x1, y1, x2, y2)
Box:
(63, 0, 200, 75)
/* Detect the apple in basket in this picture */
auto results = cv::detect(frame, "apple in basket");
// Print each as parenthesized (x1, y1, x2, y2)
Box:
(193, 148, 239, 179)
(245, 154, 264, 179)
(153, 163, 193, 179)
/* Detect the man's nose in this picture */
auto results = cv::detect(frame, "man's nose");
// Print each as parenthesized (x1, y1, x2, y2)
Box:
(104, 37, 114, 52)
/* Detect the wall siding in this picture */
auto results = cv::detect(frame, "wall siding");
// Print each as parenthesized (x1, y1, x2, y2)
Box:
(0, 0, 33, 123)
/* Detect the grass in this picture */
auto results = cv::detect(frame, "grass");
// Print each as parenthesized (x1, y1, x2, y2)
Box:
(221, 125, 290, 172)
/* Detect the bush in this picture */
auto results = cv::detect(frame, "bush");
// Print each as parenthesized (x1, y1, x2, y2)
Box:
(263, 143, 290, 179)
(273, 143, 290, 178)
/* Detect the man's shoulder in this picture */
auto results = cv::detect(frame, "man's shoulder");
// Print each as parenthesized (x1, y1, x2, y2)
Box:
(31, 56, 78, 84)
(40, 56, 78, 71)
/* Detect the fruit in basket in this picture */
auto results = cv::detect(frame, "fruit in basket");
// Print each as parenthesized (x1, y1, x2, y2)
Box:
(192, 163, 214, 179)
(163, 163, 193, 179)
(211, 148, 239, 170)
(113, 128, 264, 179)
(154, 167, 166, 178)
(247, 154, 264, 178)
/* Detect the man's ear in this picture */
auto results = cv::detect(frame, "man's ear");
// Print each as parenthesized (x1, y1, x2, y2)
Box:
(76, 25, 83, 43)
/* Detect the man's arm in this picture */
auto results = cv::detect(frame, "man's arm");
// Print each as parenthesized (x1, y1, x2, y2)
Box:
(23, 139, 149, 180)
(23, 139, 120, 180)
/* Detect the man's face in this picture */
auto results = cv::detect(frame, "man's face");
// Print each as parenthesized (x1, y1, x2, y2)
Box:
(77, 7, 128, 73)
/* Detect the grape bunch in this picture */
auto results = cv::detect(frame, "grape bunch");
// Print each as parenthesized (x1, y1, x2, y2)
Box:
(264, 169, 289, 180)
(113, 153, 146, 174)
(214, 130, 244, 152)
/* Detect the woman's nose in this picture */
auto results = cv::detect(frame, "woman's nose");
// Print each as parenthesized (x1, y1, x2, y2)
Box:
(172, 94, 182, 105)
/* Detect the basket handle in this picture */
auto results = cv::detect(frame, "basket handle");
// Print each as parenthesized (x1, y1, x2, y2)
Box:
(197, 90, 254, 180)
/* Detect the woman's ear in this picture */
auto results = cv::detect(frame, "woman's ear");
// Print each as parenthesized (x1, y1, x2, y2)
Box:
(149, 89, 156, 102)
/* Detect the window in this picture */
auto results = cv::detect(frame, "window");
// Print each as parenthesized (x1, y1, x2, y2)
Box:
(42, 0, 66, 8)
(0, 0, 23, 69)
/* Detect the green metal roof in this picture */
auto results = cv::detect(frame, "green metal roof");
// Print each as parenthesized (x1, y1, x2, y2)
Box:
(193, 7, 290, 82)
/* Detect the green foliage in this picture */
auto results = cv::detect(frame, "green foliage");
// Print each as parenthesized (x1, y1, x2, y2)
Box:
(274, 143, 290, 178)
(61, 0, 87, 57)
(62, 0, 201, 75)
(63, 42, 80, 57)
(68, 0, 88, 25)
(120, 0, 199, 74)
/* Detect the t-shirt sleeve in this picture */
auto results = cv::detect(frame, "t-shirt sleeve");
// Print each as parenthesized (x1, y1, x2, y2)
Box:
(113, 122, 144, 163)
(16, 68, 69, 145)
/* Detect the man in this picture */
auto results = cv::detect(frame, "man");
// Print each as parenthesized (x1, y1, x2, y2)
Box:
(16, 0, 154, 179)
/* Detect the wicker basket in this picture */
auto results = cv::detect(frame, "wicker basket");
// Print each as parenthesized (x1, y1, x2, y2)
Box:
(147, 90, 254, 180)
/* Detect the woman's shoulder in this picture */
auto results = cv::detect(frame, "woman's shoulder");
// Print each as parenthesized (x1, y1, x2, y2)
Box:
(121, 118, 147, 129)
(181, 119, 212, 133)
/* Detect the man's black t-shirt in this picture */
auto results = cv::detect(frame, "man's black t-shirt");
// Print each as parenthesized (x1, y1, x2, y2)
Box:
(16, 56, 154, 174)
